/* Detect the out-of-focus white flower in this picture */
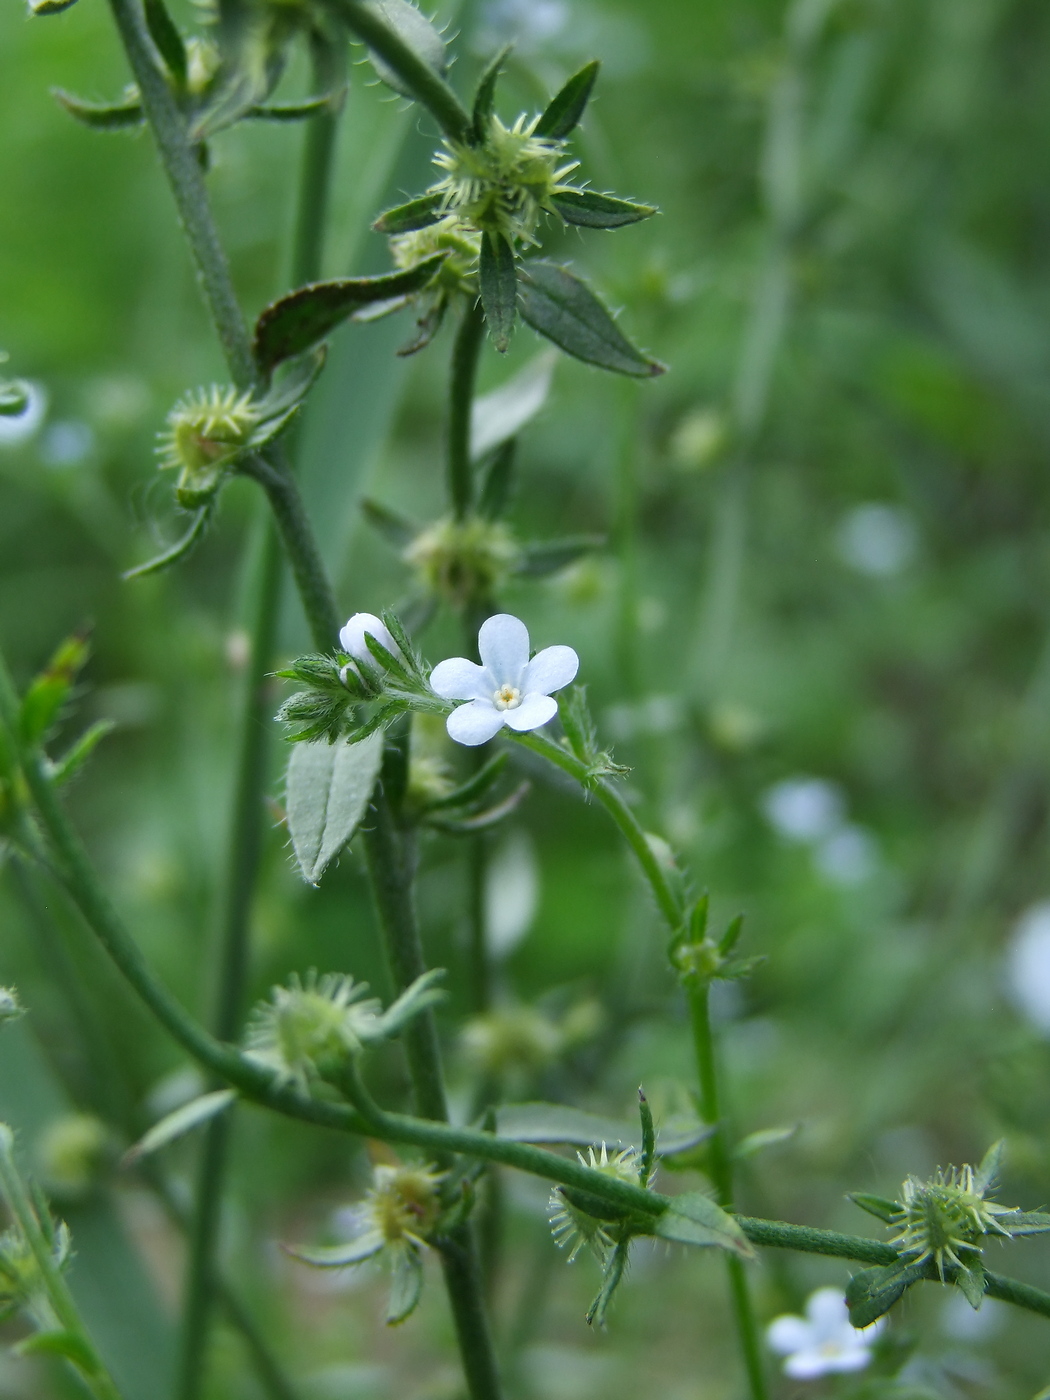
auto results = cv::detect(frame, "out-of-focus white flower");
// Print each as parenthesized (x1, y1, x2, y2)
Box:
(1006, 901, 1050, 1034)
(430, 613, 578, 747)
(814, 824, 878, 886)
(41, 420, 94, 467)
(762, 777, 845, 843)
(835, 503, 918, 577)
(767, 1287, 884, 1379)
(0, 381, 47, 448)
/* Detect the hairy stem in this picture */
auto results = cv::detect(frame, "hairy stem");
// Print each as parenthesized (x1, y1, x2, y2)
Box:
(239, 450, 340, 649)
(448, 301, 486, 520)
(176, 525, 285, 1400)
(106, 0, 256, 388)
(362, 786, 504, 1400)
(0, 1129, 124, 1400)
(325, 0, 471, 140)
(510, 731, 683, 930)
(689, 987, 768, 1400)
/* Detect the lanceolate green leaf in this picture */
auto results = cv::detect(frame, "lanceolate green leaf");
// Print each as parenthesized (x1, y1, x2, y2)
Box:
(124, 1090, 236, 1163)
(362, 0, 447, 97)
(534, 59, 600, 139)
(519, 261, 665, 378)
(253, 255, 448, 371)
(143, 0, 187, 88)
(493, 1102, 713, 1157)
(845, 1262, 925, 1328)
(386, 1247, 424, 1324)
(373, 192, 446, 235)
(247, 96, 337, 122)
(286, 732, 385, 883)
(551, 189, 657, 229)
(122, 505, 212, 580)
(472, 44, 511, 143)
(52, 90, 144, 130)
(480, 231, 517, 352)
(650, 1191, 753, 1257)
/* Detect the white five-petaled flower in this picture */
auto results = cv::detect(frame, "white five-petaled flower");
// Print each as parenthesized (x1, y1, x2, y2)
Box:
(766, 1287, 884, 1380)
(430, 613, 578, 747)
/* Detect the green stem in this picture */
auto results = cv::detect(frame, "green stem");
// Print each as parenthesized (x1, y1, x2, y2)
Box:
(9, 665, 1050, 1330)
(239, 450, 340, 650)
(689, 986, 768, 1400)
(361, 786, 504, 1400)
(448, 302, 486, 520)
(177, 526, 283, 1400)
(0, 1128, 124, 1400)
(106, 0, 257, 388)
(510, 731, 683, 931)
(325, 0, 471, 140)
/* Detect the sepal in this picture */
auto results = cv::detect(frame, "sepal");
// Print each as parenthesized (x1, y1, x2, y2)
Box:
(846, 1261, 926, 1328)
(551, 190, 657, 229)
(850, 1193, 903, 1225)
(534, 60, 599, 139)
(52, 91, 144, 130)
(373, 193, 446, 235)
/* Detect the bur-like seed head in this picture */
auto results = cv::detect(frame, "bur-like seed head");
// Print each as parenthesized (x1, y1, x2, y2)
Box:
(548, 1143, 648, 1264)
(890, 1164, 1017, 1277)
(391, 215, 481, 290)
(404, 516, 519, 606)
(157, 385, 259, 505)
(461, 1005, 563, 1079)
(364, 1163, 445, 1250)
(430, 115, 578, 246)
(245, 972, 381, 1088)
(36, 1113, 111, 1200)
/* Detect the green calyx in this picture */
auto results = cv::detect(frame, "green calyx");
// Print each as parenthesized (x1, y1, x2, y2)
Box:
(430, 114, 577, 247)
(157, 385, 260, 506)
(404, 514, 519, 606)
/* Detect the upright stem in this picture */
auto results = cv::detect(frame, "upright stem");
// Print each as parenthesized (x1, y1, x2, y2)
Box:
(106, 0, 257, 388)
(177, 86, 341, 1399)
(176, 526, 284, 1400)
(689, 987, 768, 1400)
(0, 1129, 124, 1400)
(362, 787, 504, 1400)
(448, 302, 486, 520)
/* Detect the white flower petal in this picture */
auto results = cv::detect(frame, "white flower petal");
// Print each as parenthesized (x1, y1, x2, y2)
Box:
(478, 614, 530, 687)
(784, 1348, 840, 1380)
(766, 1316, 813, 1355)
(521, 644, 578, 697)
(447, 701, 506, 747)
(430, 657, 492, 701)
(502, 693, 558, 732)
(340, 613, 396, 665)
(805, 1287, 850, 1336)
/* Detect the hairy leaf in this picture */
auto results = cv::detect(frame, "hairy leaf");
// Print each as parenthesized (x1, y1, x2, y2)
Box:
(247, 95, 337, 121)
(470, 349, 556, 460)
(124, 1090, 236, 1163)
(845, 1262, 925, 1327)
(535, 59, 599, 139)
(472, 44, 511, 143)
(253, 255, 447, 371)
(362, 0, 447, 97)
(123, 505, 213, 580)
(373, 192, 446, 235)
(514, 535, 605, 577)
(386, 1246, 424, 1324)
(144, 0, 187, 87)
(650, 1191, 753, 1257)
(519, 261, 665, 377)
(551, 189, 656, 229)
(286, 732, 384, 883)
(48, 720, 116, 787)
(52, 90, 144, 130)
(494, 1102, 712, 1157)
(850, 1192, 903, 1225)
(480, 231, 517, 352)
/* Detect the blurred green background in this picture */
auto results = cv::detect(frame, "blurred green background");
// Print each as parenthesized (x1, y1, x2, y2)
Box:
(4, 0, 1050, 1395)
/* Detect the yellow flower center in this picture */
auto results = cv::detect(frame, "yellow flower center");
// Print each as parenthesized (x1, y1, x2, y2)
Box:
(493, 684, 521, 711)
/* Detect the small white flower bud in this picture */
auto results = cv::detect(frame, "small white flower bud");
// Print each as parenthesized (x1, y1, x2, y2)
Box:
(339, 612, 398, 667)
